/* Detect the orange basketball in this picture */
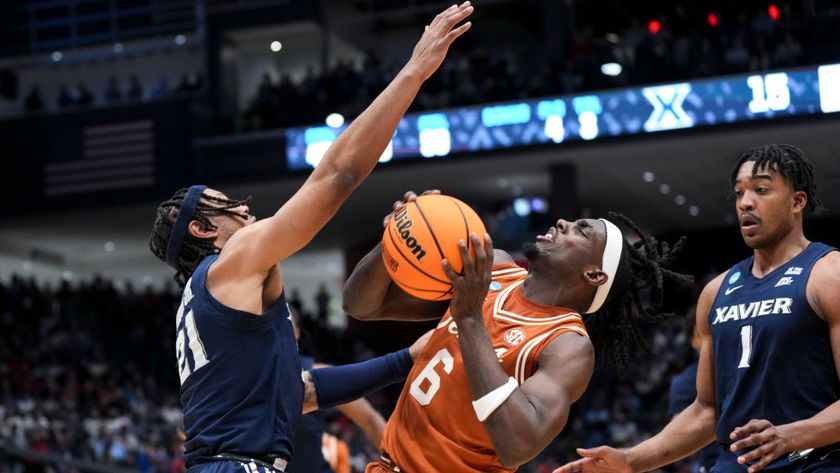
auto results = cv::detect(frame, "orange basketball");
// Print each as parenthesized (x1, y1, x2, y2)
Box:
(381, 194, 487, 300)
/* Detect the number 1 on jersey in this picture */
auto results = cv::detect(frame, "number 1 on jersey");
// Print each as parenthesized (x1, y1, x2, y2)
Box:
(738, 325, 752, 369)
(410, 348, 454, 405)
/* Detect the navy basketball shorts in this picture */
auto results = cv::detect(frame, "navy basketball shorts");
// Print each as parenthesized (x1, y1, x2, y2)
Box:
(188, 460, 283, 473)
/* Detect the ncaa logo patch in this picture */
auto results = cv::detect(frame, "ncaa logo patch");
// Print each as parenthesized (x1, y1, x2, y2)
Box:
(728, 271, 741, 285)
(504, 328, 526, 347)
(489, 281, 502, 291)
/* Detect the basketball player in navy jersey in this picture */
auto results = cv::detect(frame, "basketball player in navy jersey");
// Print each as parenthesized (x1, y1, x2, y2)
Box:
(147, 4, 474, 472)
(555, 144, 840, 473)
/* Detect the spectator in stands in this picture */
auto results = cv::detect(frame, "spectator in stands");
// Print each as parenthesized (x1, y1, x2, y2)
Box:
(77, 81, 95, 106)
(128, 74, 144, 100)
(151, 78, 170, 99)
(24, 86, 44, 112)
(57, 84, 74, 108)
(104, 76, 122, 103)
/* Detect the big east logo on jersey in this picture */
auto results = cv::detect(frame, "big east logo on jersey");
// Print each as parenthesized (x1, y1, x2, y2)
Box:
(504, 328, 526, 346)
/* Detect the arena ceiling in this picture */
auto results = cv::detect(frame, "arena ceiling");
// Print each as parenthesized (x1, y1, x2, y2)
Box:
(1, 116, 839, 285)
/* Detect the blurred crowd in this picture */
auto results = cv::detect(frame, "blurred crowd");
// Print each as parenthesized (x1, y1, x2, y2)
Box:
(20, 73, 203, 114)
(0, 267, 709, 473)
(240, 1, 828, 131)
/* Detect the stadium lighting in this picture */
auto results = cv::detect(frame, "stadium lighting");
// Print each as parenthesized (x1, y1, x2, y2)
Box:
(513, 198, 531, 217)
(648, 20, 662, 35)
(768, 4, 780, 21)
(605, 32, 621, 44)
(689, 205, 700, 216)
(675, 195, 686, 206)
(104, 241, 116, 252)
(659, 183, 671, 194)
(113, 42, 124, 53)
(707, 13, 719, 28)
(601, 62, 622, 76)
(325, 113, 345, 128)
(51, 51, 63, 62)
(270, 41, 282, 52)
(175, 34, 187, 45)
(643, 171, 655, 182)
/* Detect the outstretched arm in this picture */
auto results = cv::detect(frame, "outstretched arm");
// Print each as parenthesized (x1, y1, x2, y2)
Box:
(302, 330, 432, 414)
(554, 273, 724, 473)
(217, 4, 474, 277)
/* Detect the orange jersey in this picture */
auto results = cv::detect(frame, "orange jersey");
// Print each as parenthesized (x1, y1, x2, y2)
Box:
(322, 433, 350, 473)
(379, 263, 589, 473)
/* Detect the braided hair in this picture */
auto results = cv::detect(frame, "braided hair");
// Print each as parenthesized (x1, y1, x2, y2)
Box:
(149, 187, 251, 288)
(585, 212, 694, 371)
(730, 144, 826, 213)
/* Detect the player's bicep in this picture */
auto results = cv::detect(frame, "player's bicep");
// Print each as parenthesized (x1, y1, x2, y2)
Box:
(809, 253, 840, 379)
(493, 249, 515, 267)
(520, 333, 595, 433)
(232, 173, 357, 271)
(375, 283, 450, 321)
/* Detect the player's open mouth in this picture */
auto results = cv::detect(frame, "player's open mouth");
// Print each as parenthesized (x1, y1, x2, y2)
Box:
(740, 215, 759, 230)
(536, 226, 557, 242)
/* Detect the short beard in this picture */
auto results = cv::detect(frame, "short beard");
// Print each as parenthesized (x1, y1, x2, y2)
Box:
(521, 242, 542, 262)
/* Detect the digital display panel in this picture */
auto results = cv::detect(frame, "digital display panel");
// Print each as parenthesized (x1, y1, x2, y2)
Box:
(286, 63, 840, 170)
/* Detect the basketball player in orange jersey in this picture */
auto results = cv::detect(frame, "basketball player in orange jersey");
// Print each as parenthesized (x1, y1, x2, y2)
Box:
(343, 191, 693, 472)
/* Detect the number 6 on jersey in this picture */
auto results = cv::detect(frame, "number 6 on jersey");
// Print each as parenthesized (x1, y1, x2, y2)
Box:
(410, 348, 454, 405)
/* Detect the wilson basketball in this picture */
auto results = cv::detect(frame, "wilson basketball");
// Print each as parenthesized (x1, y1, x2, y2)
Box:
(381, 194, 487, 300)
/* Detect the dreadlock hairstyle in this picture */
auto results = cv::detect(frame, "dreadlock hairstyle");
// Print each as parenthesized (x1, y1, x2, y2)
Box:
(730, 144, 826, 213)
(584, 212, 694, 371)
(149, 187, 251, 288)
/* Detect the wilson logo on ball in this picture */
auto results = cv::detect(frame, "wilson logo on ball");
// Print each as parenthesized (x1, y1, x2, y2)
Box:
(394, 207, 427, 261)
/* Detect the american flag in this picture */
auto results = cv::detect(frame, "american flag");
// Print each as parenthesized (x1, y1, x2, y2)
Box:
(44, 120, 155, 197)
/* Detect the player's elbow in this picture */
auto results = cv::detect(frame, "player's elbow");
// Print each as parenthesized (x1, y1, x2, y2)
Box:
(495, 439, 540, 468)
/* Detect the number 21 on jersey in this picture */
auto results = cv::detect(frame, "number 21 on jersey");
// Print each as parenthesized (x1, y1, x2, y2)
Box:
(175, 283, 209, 385)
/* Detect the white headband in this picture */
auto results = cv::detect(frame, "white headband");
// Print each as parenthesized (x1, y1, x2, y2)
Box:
(585, 219, 623, 314)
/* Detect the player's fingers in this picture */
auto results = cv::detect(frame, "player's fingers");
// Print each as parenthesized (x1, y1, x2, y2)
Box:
(731, 432, 764, 452)
(403, 190, 418, 202)
(446, 21, 472, 43)
(442, 3, 473, 30)
(441, 258, 460, 283)
(458, 239, 475, 275)
(484, 233, 494, 263)
(731, 419, 764, 440)
(738, 442, 769, 463)
(552, 459, 588, 473)
(430, 4, 458, 29)
(748, 453, 777, 473)
(576, 446, 609, 458)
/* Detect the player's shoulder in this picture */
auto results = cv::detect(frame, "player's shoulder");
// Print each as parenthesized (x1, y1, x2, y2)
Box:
(812, 248, 840, 276)
(699, 271, 728, 301)
(492, 249, 516, 266)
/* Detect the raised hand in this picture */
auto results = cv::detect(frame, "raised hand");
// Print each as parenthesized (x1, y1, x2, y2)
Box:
(552, 446, 633, 473)
(405, 2, 474, 81)
(729, 419, 792, 473)
(442, 233, 494, 321)
(382, 189, 441, 228)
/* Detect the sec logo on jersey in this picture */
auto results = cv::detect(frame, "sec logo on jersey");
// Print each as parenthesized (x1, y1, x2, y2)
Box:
(504, 328, 526, 347)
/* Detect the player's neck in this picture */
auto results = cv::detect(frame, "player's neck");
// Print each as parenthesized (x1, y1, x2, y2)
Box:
(521, 272, 585, 312)
(752, 228, 810, 277)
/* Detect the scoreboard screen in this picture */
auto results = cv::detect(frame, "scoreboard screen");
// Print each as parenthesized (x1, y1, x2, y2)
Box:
(286, 63, 840, 170)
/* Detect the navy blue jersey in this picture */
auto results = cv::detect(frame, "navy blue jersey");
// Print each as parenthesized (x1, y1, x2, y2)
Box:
(287, 356, 333, 473)
(176, 255, 303, 467)
(709, 242, 840, 472)
(668, 362, 718, 471)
